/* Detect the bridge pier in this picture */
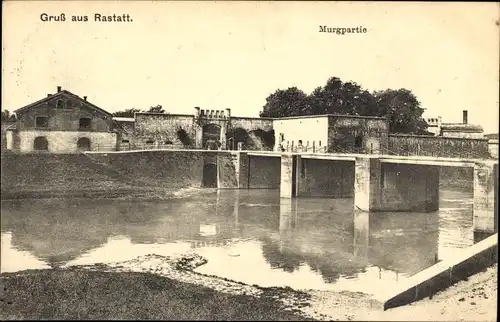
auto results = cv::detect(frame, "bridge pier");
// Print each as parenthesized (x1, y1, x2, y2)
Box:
(354, 157, 440, 212)
(473, 162, 498, 233)
(235, 152, 249, 189)
(280, 154, 299, 198)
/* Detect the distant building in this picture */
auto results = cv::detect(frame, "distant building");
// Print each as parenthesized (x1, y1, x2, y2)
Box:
(423, 116, 442, 136)
(5, 86, 120, 153)
(440, 110, 484, 139)
(273, 114, 389, 153)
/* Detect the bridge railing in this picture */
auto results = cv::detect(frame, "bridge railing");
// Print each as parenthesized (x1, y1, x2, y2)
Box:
(86, 142, 495, 160)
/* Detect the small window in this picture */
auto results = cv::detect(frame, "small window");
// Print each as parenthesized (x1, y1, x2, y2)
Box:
(79, 117, 91, 129)
(319, 141, 322, 146)
(121, 139, 130, 144)
(164, 140, 173, 145)
(56, 100, 65, 109)
(35, 116, 49, 128)
(146, 139, 154, 144)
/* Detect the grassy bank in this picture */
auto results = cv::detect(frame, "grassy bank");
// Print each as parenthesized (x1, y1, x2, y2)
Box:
(0, 269, 313, 321)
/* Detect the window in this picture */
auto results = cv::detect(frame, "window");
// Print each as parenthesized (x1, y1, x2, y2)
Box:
(35, 116, 49, 128)
(56, 100, 65, 109)
(164, 140, 173, 145)
(79, 117, 91, 129)
(66, 100, 73, 108)
(319, 141, 322, 146)
(121, 139, 130, 144)
(34, 137, 48, 151)
(146, 139, 154, 144)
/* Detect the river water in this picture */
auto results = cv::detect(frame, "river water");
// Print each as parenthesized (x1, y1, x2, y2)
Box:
(0, 188, 478, 296)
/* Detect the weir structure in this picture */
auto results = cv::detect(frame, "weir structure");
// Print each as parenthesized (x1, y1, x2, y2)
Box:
(218, 151, 498, 235)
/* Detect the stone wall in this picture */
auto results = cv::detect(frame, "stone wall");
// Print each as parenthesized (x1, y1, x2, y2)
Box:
(217, 152, 239, 189)
(328, 115, 389, 154)
(231, 117, 274, 132)
(14, 130, 117, 153)
(230, 117, 274, 151)
(388, 134, 490, 158)
(134, 113, 196, 148)
(92, 150, 205, 189)
(115, 121, 135, 150)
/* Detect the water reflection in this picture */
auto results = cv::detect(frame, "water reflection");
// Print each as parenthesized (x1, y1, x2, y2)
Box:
(1, 189, 475, 295)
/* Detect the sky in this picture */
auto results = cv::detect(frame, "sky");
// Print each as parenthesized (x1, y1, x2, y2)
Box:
(2, 1, 499, 133)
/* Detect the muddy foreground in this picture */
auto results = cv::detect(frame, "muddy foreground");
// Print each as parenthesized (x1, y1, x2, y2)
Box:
(0, 253, 496, 321)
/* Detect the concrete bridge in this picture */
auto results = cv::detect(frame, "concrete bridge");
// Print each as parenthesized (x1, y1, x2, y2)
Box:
(223, 150, 498, 235)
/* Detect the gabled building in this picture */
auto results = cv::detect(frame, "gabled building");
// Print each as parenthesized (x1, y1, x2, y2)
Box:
(5, 86, 120, 153)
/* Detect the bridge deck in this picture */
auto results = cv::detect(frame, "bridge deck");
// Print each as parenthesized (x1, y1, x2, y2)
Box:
(85, 149, 497, 167)
(247, 151, 498, 167)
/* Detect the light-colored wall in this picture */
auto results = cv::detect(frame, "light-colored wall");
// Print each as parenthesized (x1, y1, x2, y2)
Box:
(17, 130, 117, 153)
(488, 139, 499, 158)
(442, 131, 484, 139)
(5, 131, 14, 150)
(273, 116, 329, 151)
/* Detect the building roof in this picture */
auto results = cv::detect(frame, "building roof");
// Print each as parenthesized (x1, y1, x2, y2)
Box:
(112, 117, 135, 122)
(440, 123, 484, 133)
(14, 89, 112, 117)
(484, 133, 499, 140)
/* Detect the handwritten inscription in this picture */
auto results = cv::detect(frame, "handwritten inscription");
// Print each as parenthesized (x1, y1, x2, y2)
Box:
(40, 13, 133, 22)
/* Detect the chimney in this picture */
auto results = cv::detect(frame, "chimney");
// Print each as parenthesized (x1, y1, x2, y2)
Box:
(225, 108, 231, 118)
(194, 106, 200, 117)
(83, 96, 87, 101)
(57, 86, 62, 93)
(463, 110, 468, 124)
(47, 94, 52, 97)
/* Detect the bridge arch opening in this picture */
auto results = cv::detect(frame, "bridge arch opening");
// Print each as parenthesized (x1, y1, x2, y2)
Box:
(77, 137, 91, 151)
(34, 136, 49, 151)
(202, 124, 221, 150)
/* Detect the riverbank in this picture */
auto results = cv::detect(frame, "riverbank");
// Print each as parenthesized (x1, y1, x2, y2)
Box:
(0, 269, 312, 320)
(1, 253, 496, 321)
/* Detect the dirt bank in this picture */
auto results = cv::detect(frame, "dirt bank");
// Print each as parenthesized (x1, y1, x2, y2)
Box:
(1, 252, 495, 321)
(301, 264, 497, 321)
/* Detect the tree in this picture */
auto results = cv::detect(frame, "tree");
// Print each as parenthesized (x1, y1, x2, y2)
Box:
(147, 105, 166, 114)
(259, 87, 308, 117)
(1, 110, 16, 123)
(305, 77, 379, 116)
(373, 89, 429, 134)
(112, 108, 141, 118)
(259, 76, 429, 134)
